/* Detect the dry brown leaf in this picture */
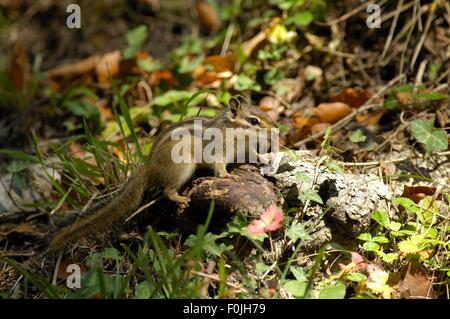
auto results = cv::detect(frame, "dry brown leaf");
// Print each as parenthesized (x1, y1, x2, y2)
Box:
(47, 55, 99, 79)
(241, 31, 267, 57)
(95, 50, 122, 86)
(203, 54, 236, 73)
(402, 185, 437, 203)
(150, 70, 176, 86)
(395, 92, 410, 106)
(356, 110, 385, 125)
(397, 261, 436, 299)
(314, 102, 352, 123)
(9, 41, 28, 91)
(330, 87, 373, 109)
(195, 0, 221, 33)
(0, 0, 21, 7)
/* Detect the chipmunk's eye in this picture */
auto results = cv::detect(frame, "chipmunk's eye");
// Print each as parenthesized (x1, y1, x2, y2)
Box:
(248, 117, 260, 125)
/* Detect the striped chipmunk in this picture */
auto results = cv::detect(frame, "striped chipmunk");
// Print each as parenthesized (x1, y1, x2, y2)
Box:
(49, 96, 278, 250)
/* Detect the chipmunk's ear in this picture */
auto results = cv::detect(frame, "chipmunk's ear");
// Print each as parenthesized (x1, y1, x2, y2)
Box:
(228, 97, 241, 117)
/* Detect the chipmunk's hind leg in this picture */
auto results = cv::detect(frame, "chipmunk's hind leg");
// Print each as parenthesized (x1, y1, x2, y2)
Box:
(162, 162, 196, 203)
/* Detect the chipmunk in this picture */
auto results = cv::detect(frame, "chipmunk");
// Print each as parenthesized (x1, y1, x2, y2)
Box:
(49, 97, 277, 250)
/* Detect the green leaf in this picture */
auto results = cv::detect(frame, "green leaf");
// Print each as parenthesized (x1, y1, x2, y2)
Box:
(379, 252, 398, 263)
(283, 280, 307, 298)
(349, 129, 367, 143)
(234, 74, 261, 91)
(427, 63, 441, 81)
(411, 119, 448, 155)
(255, 263, 271, 276)
(153, 90, 203, 106)
(286, 11, 314, 27)
(398, 236, 422, 254)
(185, 233, 232, 257)
(286, 223, 311, 243)
(362, 241, 380, 252)
(388, 221, 402, 232)
(373, 236, 389, 244)
(357, 233, 372, 241)
(346, 272, 367, 283)
(298, 189, 323, 204)
(6, 160, 30, 173)
(413, 92, 448, 102)
(124, 25, 148, 59)
(137, 58, 161, 72)
(372, 210, 390, 228)
(290, 266, 307, 281)
(325, 161, 344, 175)
(318, 282, 346, 299)
(178, 55, 204, 74)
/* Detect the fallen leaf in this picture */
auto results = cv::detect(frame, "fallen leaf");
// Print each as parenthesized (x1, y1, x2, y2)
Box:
(314, 102, 352, 123)
(395, 92, 410, 106)
(203, 54, 236, 73)
(196, 0, 221, 33)
(9, 41, 28, 91)
(95, 50, 122, 86)
(397, 261, 436, 299)
(47, 55, 99, 79)
(304, 65, 323, 81)
(402, 185, 437, 203)
(330, 87, 373, 108)
(356, 110, 385, 125)
(150, 70, 177, 86)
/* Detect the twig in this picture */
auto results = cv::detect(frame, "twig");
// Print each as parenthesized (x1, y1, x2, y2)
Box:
(293, 74, 405, 148)
(410, 1, 436, 69)
(221, 23, 235, 56)
(125, 196, 163, 223)
(341, 151, 450, 167)
(52, 250, 63, 285)
(381, 0, 404, 59)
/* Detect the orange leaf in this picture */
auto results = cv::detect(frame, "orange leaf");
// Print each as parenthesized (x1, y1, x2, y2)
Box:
(195, 0, 221, 33)
(314, 102, 352, 123)
(398, 261, 436, 299)
(330, 87, 372, 108)
(95, 50, 122, 86)
(356, 110, 385, 125)
(47, 55, 99, 79)
(9, 41, 28, 91)
(402, 185, 437, 203)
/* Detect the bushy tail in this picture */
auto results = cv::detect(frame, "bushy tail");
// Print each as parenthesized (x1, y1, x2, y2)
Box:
(50, 173, 150, 251)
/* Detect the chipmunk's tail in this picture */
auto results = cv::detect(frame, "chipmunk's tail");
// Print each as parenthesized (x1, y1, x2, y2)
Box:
(49, 172, 151, 251)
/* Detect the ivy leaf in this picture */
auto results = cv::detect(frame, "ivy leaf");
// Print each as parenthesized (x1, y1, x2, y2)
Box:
(286, 223, 311, 243)
(286, 11, 314, 27)
(234, 74, 261, 91)
(349, 129, 367, 143)
(372, 210, 390, 228)
(298, 189, 323, 204)
(318, 282, 346, 299)
(357, 233, 372, 241)
(290, 266, 307, 281)
(124, 25, 148, 59)
(411, 119, 448, 155)
(184, 233, 232, 257)
(283, 280, 307, 298)
(346, 272, 367, 283)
